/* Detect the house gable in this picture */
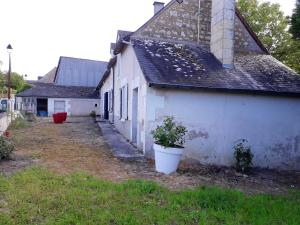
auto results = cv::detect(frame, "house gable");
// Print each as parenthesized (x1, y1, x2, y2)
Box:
(133, 0, 266, 54)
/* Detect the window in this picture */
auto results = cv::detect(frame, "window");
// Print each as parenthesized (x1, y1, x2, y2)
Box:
(54, 100, 66, 113)
(119, 85, 128, 120)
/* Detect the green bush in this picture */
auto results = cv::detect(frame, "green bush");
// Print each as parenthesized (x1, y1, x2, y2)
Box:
(151, 116, 187, 148)
(0, 136, 15, 160)
(234, 139, 253, 173)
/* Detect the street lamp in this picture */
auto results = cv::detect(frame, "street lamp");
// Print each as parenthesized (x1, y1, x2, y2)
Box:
(6, 44, 13, 114)
(6, 44, 13, 100)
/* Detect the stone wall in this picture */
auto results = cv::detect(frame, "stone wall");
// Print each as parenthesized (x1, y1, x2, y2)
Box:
(133, 0, 212, 48)
(133, 0, 264, 54)
(234, 14, 265, 53)
(211, 0, 235, 68)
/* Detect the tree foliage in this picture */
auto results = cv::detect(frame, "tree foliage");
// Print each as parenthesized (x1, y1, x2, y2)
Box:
(290, 0, 300, 39)
(237, 0, 289, 53)
(237, 0, 300, 74)
(0, 69, 31, 95)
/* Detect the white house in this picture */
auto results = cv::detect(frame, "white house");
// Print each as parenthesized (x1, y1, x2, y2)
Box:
(98, 0, 300, 170)
(16, 83, 100, 116)
(17, 56, 107, 117)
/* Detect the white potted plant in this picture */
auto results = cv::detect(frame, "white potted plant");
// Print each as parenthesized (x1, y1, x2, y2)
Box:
(151, 116, 187, 175)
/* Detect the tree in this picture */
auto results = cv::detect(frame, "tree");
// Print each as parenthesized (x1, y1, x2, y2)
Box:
(237, 0, 290, 53)
(290, 0, 300, 39)
(0, 71, 31, 95)
(237, 0, 300, 74)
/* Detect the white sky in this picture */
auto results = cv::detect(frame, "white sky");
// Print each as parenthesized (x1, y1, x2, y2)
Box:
(0, 0, 296, 80)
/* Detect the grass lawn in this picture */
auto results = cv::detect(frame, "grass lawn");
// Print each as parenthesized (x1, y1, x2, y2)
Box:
(0, 168, 299, 225)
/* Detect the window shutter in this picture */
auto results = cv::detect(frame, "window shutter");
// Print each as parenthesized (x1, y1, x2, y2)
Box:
(125, 84, 128, 120)
(108, 91, 110, 112)
(120, 88, 122, 119)
(109, 90, 112, 112)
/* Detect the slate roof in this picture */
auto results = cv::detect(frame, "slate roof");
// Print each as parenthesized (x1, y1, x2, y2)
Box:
(38, 67, 57, 83)
(54, 56, 107, 87)
(117, 30, 133, 42)
(114, 30, 133, 55)
(16, 83, 99, 99)
(132, 39, 300, 96)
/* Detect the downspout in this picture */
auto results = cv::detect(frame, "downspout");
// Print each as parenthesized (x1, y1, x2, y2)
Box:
(197, 0, 201, 43)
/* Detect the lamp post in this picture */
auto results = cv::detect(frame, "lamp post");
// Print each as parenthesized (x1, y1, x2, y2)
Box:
(6, 44, 13, 114)
(6, 44, 13, 100)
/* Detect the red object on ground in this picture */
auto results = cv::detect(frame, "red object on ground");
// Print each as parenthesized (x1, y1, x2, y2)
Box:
(60, 112, 67, 122)
(4, 131, 11, 138)
(53, 112, 67, 124)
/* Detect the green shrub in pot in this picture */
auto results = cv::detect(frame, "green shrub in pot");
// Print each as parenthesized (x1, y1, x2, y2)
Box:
(151, 116, 187, 148)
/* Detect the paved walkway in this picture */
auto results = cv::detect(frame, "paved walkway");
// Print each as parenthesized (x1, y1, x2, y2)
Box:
(97, 121, 144, 161)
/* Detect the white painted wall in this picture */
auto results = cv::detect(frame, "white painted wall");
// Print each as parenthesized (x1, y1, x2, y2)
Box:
(0, 113, 11, 135)
(103, 45, 148, 151)
(69, 98, 100, 116)
(144, 88, 300, 170)
(48, 98, 99, 116)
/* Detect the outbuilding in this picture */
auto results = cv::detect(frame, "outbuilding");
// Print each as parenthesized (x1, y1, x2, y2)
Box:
(16, 83, 100, 116)
(17, 56, 107, 117)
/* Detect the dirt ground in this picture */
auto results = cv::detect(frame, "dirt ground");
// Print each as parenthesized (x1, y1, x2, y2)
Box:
(1, 117, 299, 195)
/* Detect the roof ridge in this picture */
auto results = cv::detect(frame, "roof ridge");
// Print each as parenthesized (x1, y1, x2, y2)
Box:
(59, 56, 108, 64)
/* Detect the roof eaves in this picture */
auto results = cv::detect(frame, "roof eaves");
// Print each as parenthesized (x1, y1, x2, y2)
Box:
(97, 56, 117, 89)
(149, 82, 300, 98)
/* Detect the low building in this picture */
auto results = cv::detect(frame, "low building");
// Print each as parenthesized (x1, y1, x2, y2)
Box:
(17, 56, 107, 116)
(98, 0, 300, 170)
(16, 83, 99, 116)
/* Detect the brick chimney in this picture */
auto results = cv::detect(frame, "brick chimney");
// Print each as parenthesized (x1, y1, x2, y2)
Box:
(210, 0, 235, 69)
(153, 1, 165, 15)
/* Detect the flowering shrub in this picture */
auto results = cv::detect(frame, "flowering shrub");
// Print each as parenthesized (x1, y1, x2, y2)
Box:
(0, 136, 15, 160)
(234, 139, 253, 173)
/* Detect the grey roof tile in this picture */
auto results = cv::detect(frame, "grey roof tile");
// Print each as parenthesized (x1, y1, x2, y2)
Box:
(55, 56, 108, 87)
(38, 67, 57, 83)
(132, 39, 300, 96)
(16, 83, 99, 99)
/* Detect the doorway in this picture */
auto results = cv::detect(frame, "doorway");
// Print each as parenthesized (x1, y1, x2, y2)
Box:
(132, 88, 138, 144)
(37, 98, 48, 117)
(54, 100, 66, 114)
(104, 92, 109, 120)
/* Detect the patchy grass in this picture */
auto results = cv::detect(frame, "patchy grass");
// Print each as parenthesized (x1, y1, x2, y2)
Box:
(0, 168, 299, 225)
(8, 117, 28, 130)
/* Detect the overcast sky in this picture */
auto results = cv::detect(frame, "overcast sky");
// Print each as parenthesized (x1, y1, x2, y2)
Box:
(0, 0, 296, 80)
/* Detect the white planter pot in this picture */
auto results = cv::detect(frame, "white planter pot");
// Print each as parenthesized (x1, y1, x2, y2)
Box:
(154, 143, 183, 175)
